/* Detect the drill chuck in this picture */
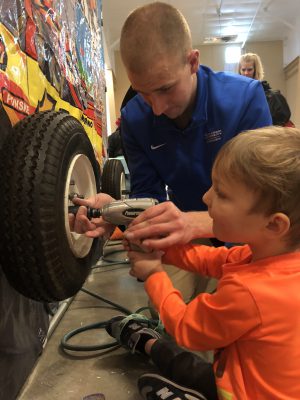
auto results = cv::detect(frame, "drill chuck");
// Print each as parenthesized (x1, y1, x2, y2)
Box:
(68, 205, 101, 219)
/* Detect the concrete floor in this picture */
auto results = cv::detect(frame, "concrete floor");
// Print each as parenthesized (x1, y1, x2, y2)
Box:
(17, 241, 157, 400)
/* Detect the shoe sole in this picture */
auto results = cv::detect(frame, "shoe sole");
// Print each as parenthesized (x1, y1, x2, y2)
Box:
(138, 373, 208, 400)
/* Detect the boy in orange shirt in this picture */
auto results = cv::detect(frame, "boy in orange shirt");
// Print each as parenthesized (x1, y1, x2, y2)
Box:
(106, 126, 300, 400)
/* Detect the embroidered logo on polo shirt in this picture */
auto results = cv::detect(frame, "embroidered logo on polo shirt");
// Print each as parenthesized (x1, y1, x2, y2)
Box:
(204, 130, 222, 143)
(150, 143, 166, 150)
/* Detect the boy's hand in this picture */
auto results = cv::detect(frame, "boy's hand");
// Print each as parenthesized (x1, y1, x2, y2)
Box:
(126, 241, 164, 281)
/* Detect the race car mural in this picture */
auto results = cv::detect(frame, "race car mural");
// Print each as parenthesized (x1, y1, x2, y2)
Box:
(0, 0, 106, 164)
(0, 2, 107, 398)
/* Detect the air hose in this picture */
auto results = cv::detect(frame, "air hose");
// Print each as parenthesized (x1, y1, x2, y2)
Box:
(60, 287, 163, 352)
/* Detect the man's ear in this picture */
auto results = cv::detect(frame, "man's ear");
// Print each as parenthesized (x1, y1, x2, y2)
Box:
(265, 212, 290, 238)
(188, 49, 200, 73)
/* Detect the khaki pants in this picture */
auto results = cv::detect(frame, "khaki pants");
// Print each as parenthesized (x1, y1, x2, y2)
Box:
(149, 238, 218, 310)
(162, 263, 217, 304)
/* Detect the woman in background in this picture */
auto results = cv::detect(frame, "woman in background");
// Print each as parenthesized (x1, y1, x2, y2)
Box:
(238, 52, 294, 127)
(239, 52, 264, 80)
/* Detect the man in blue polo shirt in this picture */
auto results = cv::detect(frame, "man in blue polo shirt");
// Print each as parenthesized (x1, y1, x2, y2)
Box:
(121, 64, 270, 212)
(72, 2, 271, 300)
(112, 1, 271, 306)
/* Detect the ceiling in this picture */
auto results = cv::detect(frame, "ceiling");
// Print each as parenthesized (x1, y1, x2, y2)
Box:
(102, 0, 300, 50)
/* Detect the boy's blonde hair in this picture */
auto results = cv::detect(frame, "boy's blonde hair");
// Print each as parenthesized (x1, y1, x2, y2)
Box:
(213, 127, 300, 247)
(120, 2, 192, 73)
(238, 53, 264, 81)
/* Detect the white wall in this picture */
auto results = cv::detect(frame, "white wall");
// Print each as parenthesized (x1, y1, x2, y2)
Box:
(102, 31, 117, 134)
(196, 41, 285, 93)
(284, 57, 300, 127)
(283, 17, 300, 67)
(112, 40, 298, 125)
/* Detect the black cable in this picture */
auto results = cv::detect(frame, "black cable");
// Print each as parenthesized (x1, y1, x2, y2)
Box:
(61, 287, 133, 352)
(60, 286, 163, 352)
(60, 245, 153, 353)
(92, 258, 129, 267)
(95, 242, 130, 265)
(80, 287, 132, 315)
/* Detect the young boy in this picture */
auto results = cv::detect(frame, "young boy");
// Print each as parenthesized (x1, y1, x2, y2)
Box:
(106, 126, 300, 400)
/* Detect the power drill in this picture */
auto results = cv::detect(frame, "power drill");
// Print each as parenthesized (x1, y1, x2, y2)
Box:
(69, 198, 158, 282)
(68, 198, 159, 226)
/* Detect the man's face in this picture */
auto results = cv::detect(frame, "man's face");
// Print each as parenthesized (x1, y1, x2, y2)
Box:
(127, 53, 198, 119)
(240, 62, 255, 79)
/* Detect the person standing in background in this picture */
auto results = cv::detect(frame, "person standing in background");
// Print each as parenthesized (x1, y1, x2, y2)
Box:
(108, 118, 123, 158)
(238, 52, 294, 127)
(108, 87, 138, 159)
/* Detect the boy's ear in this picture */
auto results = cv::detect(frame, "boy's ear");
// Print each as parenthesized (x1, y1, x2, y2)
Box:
(265, 212, 290, 238)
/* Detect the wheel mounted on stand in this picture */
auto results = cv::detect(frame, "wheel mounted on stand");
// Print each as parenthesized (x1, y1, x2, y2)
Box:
(101, 158, 127, 200)
(0, 110, 102, 302)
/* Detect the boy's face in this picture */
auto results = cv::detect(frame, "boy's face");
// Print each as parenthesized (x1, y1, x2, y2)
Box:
(127, 51, 199, 119)
(203, 171, 269, 244)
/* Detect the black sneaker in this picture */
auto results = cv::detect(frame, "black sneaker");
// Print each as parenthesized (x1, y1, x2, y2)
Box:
(138, 373, 208, 400)
(105, 314, 162, 354)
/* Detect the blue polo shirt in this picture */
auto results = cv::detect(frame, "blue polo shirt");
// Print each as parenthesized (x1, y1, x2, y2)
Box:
(121, 65, 272, 211)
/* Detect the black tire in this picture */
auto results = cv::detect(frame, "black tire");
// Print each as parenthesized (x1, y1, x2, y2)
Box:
(0, 110, 102, 302)
(101, 158, 126, 200)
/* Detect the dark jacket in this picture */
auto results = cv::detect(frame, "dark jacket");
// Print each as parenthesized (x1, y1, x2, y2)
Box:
(261, 81, 291, 126)
(108, 129, 123, 158)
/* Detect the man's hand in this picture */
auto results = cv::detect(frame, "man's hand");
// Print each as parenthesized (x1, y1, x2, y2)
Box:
(124, 201, 213, 249)
(69, 193, 115, 238)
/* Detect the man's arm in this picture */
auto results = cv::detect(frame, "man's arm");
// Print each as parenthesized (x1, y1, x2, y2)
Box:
(70, 193, 212, 247)
(121, 109, 167, 202)
(124, 201, 213, 249)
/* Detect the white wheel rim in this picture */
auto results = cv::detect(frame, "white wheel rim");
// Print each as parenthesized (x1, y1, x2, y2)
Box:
(120, 171, 126, 198)
(64, 154, 97, 258)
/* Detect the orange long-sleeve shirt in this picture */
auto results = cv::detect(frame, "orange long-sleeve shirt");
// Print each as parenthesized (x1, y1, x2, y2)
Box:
(145, 244, 300, 400)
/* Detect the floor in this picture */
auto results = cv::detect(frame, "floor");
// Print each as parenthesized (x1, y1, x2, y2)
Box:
(17, 240, 157, 400)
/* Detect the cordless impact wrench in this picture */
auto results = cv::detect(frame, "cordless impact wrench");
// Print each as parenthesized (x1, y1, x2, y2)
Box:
(68, 198, 158, 226)
(69, 198, 159, 280)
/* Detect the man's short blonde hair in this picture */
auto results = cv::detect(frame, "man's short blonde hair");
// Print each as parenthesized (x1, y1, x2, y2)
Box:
(238, 53, 264, 81)
(213, 127, 300, 247)
(120, 2, 192, 73)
